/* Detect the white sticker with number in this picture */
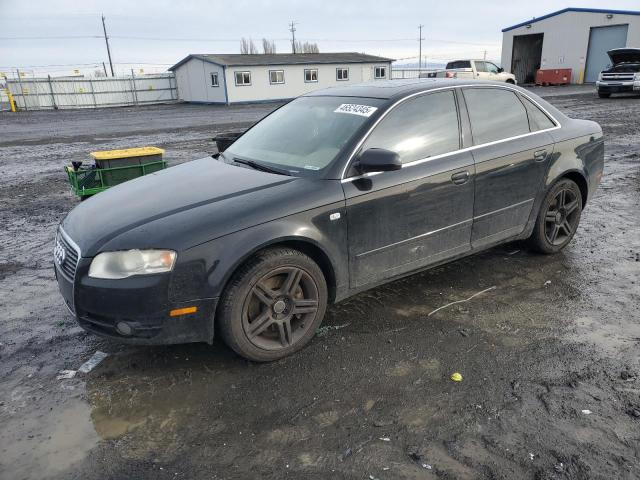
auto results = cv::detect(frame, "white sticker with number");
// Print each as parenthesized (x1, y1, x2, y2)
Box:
(334, 104, 378, 117)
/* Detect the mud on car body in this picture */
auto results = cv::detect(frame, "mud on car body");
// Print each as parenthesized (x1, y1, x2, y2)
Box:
(54, 79, 604, 361)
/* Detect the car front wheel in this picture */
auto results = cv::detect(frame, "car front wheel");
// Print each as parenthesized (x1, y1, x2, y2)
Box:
(598, 92, 611, 98)
(218, 247, 328, 361)
(528, 179, 583, 254)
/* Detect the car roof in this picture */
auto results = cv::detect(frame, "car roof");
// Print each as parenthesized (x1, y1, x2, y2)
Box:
(304, 79, 519, 101)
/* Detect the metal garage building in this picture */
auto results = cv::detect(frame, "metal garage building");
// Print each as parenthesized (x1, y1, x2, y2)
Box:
(169, 53, 393, 104)
(501, 8, 640, 84)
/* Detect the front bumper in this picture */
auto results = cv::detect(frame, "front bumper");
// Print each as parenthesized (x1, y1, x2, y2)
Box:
(596, 80, 640, 93)
(55, 259, 217, 345)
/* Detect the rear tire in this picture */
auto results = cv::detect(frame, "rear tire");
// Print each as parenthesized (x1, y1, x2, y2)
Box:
(528, 179, 582, 254)
(598, 92, 611, 98)
(218, 247, 327, 362)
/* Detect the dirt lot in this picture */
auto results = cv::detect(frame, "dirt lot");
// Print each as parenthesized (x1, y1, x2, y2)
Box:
(0, 90, 639, 480)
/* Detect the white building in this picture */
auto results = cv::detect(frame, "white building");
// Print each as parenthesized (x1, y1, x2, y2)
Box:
(501, 8, 640, 84)
(169, 53, 394, 104)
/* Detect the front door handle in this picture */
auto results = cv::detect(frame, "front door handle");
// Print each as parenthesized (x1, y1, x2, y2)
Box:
(451, 171, 470, 185)
(534, 149, 548, 161)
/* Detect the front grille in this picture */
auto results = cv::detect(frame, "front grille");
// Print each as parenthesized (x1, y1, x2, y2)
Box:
(55, 228, 80, 280)
(602, 73, 635, 82)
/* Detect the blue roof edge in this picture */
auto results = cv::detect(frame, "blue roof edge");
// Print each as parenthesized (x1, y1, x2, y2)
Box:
(502, 7, 640, 33)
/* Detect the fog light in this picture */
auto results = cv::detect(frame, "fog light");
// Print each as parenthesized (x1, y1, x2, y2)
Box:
(116, 321, 133, 336)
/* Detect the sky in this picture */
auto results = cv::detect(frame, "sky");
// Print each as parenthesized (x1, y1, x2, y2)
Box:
(1, 0, 639, 77)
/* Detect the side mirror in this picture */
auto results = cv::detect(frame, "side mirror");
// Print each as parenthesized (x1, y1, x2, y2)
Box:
(498, 67, 504, 73)
(356, 148, 402, 173)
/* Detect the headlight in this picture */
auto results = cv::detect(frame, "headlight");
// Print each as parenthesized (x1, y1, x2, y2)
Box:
(634, 72, 640, 80)
(598, 72, 603, 81)
(89, 249, 177, 279)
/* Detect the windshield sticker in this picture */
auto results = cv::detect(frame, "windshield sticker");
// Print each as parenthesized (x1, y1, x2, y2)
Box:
(303, 165, 321, 170)
(334, 104, 378, 117)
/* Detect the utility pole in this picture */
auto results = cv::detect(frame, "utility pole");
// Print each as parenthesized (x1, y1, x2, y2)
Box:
(418, 24, 425, 70)
(289, 21, 297, 54)
(101, 14, 114, 76)
(483, 50, 487, 60)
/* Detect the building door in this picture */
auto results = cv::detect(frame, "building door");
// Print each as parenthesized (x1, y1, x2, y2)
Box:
(511, 33, 544, 84)
(585, 24, 629, 82)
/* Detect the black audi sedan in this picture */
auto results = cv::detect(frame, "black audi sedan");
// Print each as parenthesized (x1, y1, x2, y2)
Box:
(54, 79, 604, 361)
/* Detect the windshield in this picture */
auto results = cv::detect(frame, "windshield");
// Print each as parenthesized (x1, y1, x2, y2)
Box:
(225, 96, 384, 176)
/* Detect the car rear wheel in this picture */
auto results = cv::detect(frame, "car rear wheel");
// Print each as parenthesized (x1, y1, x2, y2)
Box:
(218, 247, 327, 362)
(528, 179, 582, 254)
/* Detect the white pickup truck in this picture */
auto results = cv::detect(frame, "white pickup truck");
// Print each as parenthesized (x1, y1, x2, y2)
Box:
(423, 60, 517, 84)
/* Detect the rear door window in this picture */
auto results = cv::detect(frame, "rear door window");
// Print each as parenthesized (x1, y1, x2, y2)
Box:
(360, 90, 460, 164)
(520, 95, 556, 131)
(463, 88, 531, 144)
(446, 61, 471, 69)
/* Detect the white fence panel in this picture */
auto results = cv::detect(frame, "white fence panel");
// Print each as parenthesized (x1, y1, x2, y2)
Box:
(391, 69, 436, 79)
(6, 73, 177, 110)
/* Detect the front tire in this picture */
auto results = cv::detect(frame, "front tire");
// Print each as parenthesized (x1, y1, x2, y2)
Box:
(218, 247, 328, 362)
(528, 179, 582, 254)
(598, 92, 611, 98)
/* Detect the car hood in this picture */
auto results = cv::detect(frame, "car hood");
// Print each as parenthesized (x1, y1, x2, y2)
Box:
(607, 48, 640, 66)
(62, 157, 342, 256)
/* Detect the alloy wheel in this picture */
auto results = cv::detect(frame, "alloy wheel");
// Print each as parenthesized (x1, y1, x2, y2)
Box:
(242, 266, 319, 351)
(544, 187, 580, 246)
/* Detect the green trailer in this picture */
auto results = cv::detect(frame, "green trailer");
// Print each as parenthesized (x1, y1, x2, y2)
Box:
(66, 147, 166, 200)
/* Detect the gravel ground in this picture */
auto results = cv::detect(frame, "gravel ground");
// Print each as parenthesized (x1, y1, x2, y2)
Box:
(0, 89, 639, 480)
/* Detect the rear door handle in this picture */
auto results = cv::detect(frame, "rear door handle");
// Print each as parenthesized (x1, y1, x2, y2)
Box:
(451, 171, 470, 185)
(534, 149, 548, 161)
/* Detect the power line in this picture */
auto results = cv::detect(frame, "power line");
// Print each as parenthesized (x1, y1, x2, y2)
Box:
(1, 34, 497, 46)
(0, 35, 102, 40)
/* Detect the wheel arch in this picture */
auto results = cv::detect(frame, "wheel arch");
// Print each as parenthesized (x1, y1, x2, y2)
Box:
(217, 236, 339, 307)
(559, 170, 589, 208)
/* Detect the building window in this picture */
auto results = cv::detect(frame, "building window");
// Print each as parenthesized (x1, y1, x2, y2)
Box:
(304, 68, 318, 82)
(235, 71, 251, 86)
(374, 66, 387, 79)
(336, 68, 349, 81)
(269, 70, 285, 84)
(210, 73, 219, 87)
